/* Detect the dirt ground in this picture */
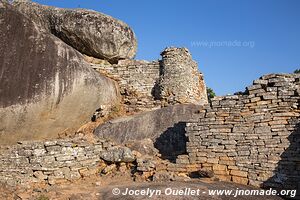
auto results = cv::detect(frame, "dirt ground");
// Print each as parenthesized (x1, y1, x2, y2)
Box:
(0, 172, 286, 200)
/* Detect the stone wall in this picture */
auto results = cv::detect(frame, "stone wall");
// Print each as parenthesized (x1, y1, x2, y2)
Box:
(92, 60, 161, 112)
(182, 73, 300, 191)
(159, 47, 208, 105)
(90, 47, 208, 112)
(0, 138, 116, 186)
(0, 137, 201, 186)
(2, 67, 299, 193)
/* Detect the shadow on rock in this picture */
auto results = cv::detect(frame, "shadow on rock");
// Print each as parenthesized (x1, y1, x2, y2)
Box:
(264, 121, 300, 199)
(154, 122, 187, 162)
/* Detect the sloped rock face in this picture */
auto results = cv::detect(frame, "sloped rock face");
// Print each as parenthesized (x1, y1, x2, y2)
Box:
(0, 2, 119, 144)
(13, 0, 137, 63)
(95, 104, 201, 145)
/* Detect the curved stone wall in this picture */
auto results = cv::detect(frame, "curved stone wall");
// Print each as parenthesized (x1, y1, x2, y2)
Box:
(92, 47, 208, 112)
(159, 47, 208, 105)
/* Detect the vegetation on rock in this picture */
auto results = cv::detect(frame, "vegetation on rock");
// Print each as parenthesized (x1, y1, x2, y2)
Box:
(294, 69, 300, 73)
(206, 87, 216, 101)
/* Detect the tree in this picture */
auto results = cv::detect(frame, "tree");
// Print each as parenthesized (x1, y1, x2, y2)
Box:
(207, 87, 216, 101)
(294, 69, 300, 74)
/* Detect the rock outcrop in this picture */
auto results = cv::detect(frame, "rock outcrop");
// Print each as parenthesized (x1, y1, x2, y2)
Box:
(94, 104, 201, 143)
(13, 0, 137, 63)
(0, 1, 119, 144)
(94, 104, 201, 158)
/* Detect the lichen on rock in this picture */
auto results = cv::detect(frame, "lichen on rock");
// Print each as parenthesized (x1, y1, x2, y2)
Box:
(13, 0, 137, 63)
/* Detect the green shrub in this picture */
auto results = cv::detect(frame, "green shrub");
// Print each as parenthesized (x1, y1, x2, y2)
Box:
(294, 69, 300, 74)
(207, 87, 216, 101)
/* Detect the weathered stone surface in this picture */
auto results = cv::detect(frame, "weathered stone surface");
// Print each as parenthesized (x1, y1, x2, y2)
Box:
(1, 71, 300, 197)
(0, 138, 111, 185)
(0, 1, 299, 195)
(12, 0, 137, 63)
(100, 146, 135, 163)
(230, 170, 248, 178)
(93, 47, 208, 113)
(101, 164, 117, 174)
(232, 176, 249, 185)
(136, 156, 156, 172)
(94, 60, 161, 112)
(196, 169, 214, 178)
(158, 47, 208, 105)
(184, 73, 300, 193)
(125, 138, 160, 156)
(94, 104, 202, 144)
(0, 2, 119, 143)
(152, 171, 175, 182)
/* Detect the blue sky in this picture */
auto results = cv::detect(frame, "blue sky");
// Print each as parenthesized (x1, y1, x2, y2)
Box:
(33, 0, 300, 95)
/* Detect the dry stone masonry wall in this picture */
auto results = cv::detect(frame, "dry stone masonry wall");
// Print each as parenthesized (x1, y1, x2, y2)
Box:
(0, 136, 203, 187)
(91, 47, 208, 112)
(93, 60, 161, 112)
(4, 0, 299, 195)
(1, 73, 300, 194)
(0, 138, 118, 186)
(159, 47, 208, 105)
(183, 73, 300, 192)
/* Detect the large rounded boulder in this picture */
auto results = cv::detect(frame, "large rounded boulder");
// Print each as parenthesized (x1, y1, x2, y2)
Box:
(13, 0, 137, 63)
(0, 1, 120, 144)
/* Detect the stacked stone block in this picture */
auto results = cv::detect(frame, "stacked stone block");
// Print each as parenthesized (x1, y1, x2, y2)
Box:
(91, 47, 208, 112)
(92, 59, 161, 112)
(184, 73, 300, 191)
(0, 137, 204, 187)
(159, 47, 208, 105)
(0, 138, 115, 186)
(3, 70, 299, 193)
